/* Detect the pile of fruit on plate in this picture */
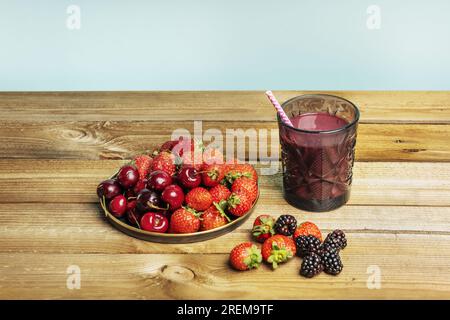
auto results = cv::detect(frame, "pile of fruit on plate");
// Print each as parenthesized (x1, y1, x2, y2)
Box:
(229, 216, 347, 278)
(96, 137, 258, 235)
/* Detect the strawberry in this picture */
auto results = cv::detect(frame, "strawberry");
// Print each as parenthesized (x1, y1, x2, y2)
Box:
(225, 163, 258, 183)
(293, 221, 323, 241)
(231, 177, 258, 202)
(185, 187, 213, 211)
(151, 151, 176, 176)
(134, 155, 152, 179)
(229, 242, 262, 271)
(201, 163, 225, 187)
(252, 215, 276, 243)
(261, 235, 296, 269)
(227, 191, 252, 217)
(200, 202, 230, 231)
(169, 207, 200, 233)
(209, 184, 231, 203)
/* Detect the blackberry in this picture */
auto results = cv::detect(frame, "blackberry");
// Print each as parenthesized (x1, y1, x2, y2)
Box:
(321, 250, 343, 275)
(300, 253, 323, 278)
(323, 229, 347, 251)
(295, 235, 322, 257)
(320, 241, 340, 255)
(274, 215, 297, 236)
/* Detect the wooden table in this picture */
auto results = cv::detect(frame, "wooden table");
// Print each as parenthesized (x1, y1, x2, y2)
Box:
(1, 91, 450, 299)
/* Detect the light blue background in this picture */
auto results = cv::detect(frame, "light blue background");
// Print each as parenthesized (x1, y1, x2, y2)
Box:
(1, 0, 449, 90)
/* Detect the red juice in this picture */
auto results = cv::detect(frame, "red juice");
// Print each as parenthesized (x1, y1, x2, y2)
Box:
(279, 110, 358, 212)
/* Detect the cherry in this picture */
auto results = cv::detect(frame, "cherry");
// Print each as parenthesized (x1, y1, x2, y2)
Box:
(140, 212, 169, 233)
(161, 184, 185, 210)
(97, 179, 122, 199)
(178, 167, 201, 189)
(133, 178, 148, 194)
(117, 165, 139, 189)
(126, 200, 142, 227)
(148, 170, 172, 191)
(136, 189, 167, 213)
(108, 195, 127, 218)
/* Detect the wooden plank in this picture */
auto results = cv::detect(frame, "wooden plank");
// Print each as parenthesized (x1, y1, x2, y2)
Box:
(1, 91, 450, 123)
(1, 236, 449, 299)
(0, 160, 449, 206)
(0, 203, 449, 254)
(1, 121, 449, 162)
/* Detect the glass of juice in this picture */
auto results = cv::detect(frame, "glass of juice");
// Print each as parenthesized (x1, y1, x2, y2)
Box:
(278, 94, 359, 212)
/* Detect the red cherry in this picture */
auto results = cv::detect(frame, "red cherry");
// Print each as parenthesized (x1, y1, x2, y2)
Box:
(97, 179, 122, 199)
(148, 171, 173, 191)
(108, 195, 127, 218)
(117, 165, 139, 189)
(161, 184, 185, 210)
(140, 212, 169, 233)
(126, 200, 142, 227)
(178, 167, 201, 189)
(133, 178, 148, 194)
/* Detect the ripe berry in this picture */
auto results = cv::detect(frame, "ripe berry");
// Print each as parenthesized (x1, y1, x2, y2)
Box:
(324, 229, 347, 251)
(108, 195, 127, 218)
(201, 164, 225, 187)
(185, 187, 213, 211)
(294, 221, 323, 241)
(300, 253, 323, 278)
(321, 250, 343, 275)
(231, 177, 258, 202)
(261, 235, 296, 269)
(274, 215, 297, 236)
(161, 184, 185, 211)
(140, 212, 169, 233)
(117, 165, 139, 189)
(209, 184, 231, 203)
(229, 242, 262, 271)
(151, 151, 176, 176)
(97, 179, 122, 200)
(227, 191, 252, 217)
(252, 215, 275, 243)
(169, 207, 200, 233)
(148, 170, 172, 191)
(200, 203, 230, 231)
(133, 179, 148, 194)
(295, 235, 322, 257)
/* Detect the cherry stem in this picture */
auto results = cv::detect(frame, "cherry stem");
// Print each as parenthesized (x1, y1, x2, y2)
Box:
(147, 201, 169, 211)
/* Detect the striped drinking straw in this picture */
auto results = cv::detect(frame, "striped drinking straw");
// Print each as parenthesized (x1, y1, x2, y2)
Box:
(265, 91, 293, 127)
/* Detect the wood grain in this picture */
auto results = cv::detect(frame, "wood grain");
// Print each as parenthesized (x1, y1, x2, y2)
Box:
(1, 121, 449, 162)
(0, 160, 449, 206)
(1, 91, 450, 123)
(0, 203, 449, 254)
(1, 91, 450, 300)
(1, 235, 449, 299)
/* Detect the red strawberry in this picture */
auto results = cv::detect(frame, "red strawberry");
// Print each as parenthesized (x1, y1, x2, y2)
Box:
(201, 163, 225, 187)
(225, 163, 258, 183)
(185, 187, 213, 211)
(209, 184, 231, 203)
(261, 235, 296, 269)
(200, 202, 230, 231)
(231, 177, 258, 202)
(169, 207, 200, 233)
(252, 215, 276, 243)
(229, 242, 262, 271)
(227, 191, 252, 217)
(293, 221, 323, 241)
(134, 155, 152, 180)
(151, 151, 176, 176)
